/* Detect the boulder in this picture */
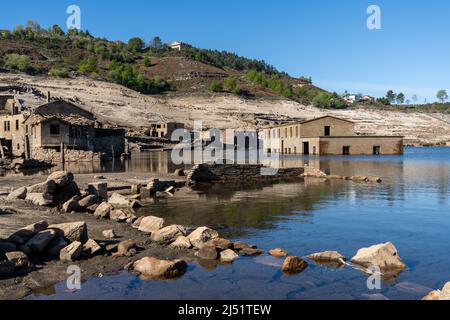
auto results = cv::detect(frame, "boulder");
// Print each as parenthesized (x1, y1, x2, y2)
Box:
(26, 193, 53, 206)
(170, 236, 192, 249)
(26, 229, 56, 254)
(282, 256, 308, 274)
(8, 220, 48, 240)
(61, 197, 82, 213)
(133, 257, 187, 279)
(60, 241, 83, 262)
(132, 216, 144, 229)
(5, 251, 29, 268)
(94, 202, 112, 219)
(112, 240, 136, 257)
(308, 251, 346, 262)
(86, 203, 100, 214)
(240, 247, 264, 256)
(110, 209, 134, 223)
(151, 225, 187, 244)
(7, 187, 27, 201)
(52, 181, 81, 205)
(0, 261, 15, 276)
(209, 238, 232, 251)
(220, 249, 240, 263)
(83, 239, 102, 256)
(102, 229, 117, 239)
(48, 221, 88, 243)
(0, 241, 17, 255)
(109, 193, 141, 209)
(187, 227, 219, 249)
(196, 245, 218, 260)
(269, 248, 289, 258)
(27, 180, 56, 194)
(233, 242, 257, 251)
(43, 237, 68, 258)
(351, 242, 407, 272)
(79, 195, 99, 208)
(422, 282, 450, 300)
(88, 182, 108, 199)
(47, 171, 74, 187)
(138, 216, 165, 234)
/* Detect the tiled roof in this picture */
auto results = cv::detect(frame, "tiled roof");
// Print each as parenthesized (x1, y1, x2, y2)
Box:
(24, 113, 95, 126)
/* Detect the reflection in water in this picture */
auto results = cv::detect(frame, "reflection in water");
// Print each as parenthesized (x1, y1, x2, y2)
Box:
(26, 148, 450, 300)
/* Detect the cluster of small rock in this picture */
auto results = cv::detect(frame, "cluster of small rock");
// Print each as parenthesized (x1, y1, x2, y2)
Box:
(0, 220, 95, 276)
(7, 171, 82, 207)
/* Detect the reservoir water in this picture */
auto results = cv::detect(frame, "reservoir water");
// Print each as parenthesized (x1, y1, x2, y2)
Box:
(27, 147, 450, 300)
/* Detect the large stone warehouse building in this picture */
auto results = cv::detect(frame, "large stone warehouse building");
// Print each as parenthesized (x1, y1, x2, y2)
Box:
(262, 116, 404, 155)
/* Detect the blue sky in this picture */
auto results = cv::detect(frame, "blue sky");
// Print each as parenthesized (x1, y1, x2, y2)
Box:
(1, 0, 449, 102)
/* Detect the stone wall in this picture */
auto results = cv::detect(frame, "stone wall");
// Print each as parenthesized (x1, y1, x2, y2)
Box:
(31, 148, 103, 163)
(186, 163, 304, 185)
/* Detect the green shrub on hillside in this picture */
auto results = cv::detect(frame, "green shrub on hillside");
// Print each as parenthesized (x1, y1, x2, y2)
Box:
(224, 76, 238, 92)
(312, 92, 348, 109)
(209, 80, 223, 92)
(108, 61, 172, 94)
(3, 54, 31, 72)
(48, 67, 69, 78)
(78, 56, 98, 73)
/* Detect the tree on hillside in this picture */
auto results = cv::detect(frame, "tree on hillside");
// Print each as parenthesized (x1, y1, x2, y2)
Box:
(143, 55, 151, 67)
(436, 89, 448, 103)
(78, 56, 98, 74)
(396, 93, 405, 104)
(50, 24, 65, 36)
(411, 94, 418, 104)
(386, 90, 396, 104)
(150, 36, 163, 50)
(128, 37, 145, 51)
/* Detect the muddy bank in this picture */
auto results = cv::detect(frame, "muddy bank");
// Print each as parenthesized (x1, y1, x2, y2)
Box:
(0, 197, 200, 300)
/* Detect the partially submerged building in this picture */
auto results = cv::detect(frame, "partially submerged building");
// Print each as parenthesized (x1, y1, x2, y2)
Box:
(1, 98, 125, 162)
(148, 122, 185, 139)
(0, 95, 25, 157)
(262, 116, 403, 155)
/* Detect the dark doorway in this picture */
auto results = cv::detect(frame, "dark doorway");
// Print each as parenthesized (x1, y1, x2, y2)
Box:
(373, 146, 381, 155)
(303, 142, 310, 155)
(343, 146, 350, 155)
(324, 126, 331, 136)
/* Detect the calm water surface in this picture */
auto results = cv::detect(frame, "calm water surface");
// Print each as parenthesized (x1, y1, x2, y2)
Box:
(27, 147, 450, 300)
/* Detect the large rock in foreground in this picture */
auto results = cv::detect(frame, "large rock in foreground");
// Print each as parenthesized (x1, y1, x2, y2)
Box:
(48, 222, 88, 243)
(133, 257, 187, 279)
(47, 171, 74, 187)
(138, 216, 165, 234)
(351, 242, 407, 272)
(282, 256, 308, 274)
(422, 282, 450, 300)
(187, 227, 219, 249)
(308, 251, 346, 262)
(150, 225, 186, 244)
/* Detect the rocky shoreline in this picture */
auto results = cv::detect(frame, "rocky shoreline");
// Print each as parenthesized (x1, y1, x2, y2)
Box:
(0, 169, 446, 300)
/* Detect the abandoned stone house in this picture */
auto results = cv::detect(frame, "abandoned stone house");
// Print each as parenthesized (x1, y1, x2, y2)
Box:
(1, 98, 125, 162)
(0, 95, 26, 158)
(262, 116, 404, 155)
(148, 122, 185, 139)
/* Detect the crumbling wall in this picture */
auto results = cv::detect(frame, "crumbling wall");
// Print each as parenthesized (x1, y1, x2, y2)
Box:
(31, 148, 103, 163)
(186, 163, 305, 185)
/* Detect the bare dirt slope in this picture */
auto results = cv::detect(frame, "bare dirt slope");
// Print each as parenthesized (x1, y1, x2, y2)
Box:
(1, 73, 450, 145)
